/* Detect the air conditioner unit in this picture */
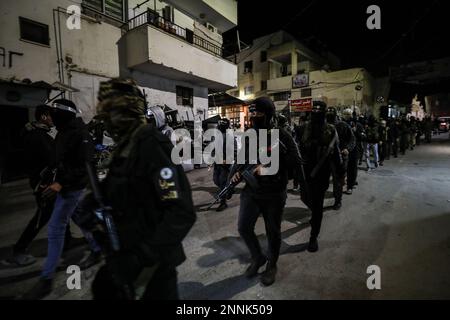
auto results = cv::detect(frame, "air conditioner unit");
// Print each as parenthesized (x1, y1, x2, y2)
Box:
(206, 22, 218, 34)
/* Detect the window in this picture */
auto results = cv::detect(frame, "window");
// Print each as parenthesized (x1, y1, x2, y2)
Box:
(244, 60, 253, 74)
(273, 91, 290, 102)
(83, 0, 126, 21)
(176, 86, 193, 107)
(244, 86, 254, 95)
(260, 51, 267, 62)
(261, 80, 267, 91)
(301, 88, 312, 97)
(19, 17, 49, 46)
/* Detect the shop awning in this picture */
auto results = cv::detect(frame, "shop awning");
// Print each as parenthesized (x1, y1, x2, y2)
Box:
(0, 79, 58, 107)
(208, 92, 245, 108)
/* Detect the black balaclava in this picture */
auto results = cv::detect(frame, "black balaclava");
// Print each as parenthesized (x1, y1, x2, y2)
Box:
(311, 101, 327, 125)
(325, 107, 338, 125)
(51, 99, 77, 130)
(249, 97, 275, 130)
(311, 101, 327, 139)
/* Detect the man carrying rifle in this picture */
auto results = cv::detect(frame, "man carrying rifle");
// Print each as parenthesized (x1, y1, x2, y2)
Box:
(297, 101, 342, 252)
(231, 97, 303, 286)
(82, 78, 196, 300)
(211, 117, 236, 212)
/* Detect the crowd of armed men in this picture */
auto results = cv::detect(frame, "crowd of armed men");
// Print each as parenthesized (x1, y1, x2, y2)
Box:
(2, 77, 437, 300)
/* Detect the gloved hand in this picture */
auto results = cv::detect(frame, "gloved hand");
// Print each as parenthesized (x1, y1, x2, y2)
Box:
(106, 252, 142, 288)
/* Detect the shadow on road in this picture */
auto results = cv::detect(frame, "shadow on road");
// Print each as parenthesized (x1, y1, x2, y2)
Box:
(179, 274, 259, 300)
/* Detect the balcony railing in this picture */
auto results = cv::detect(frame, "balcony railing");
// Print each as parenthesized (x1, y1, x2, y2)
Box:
(122, 9, 223, 58)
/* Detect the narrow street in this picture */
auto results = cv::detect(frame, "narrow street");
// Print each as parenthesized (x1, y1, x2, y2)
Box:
(1, 135, 450, 299)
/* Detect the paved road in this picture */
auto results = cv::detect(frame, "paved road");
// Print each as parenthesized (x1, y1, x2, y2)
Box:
(1, 135, 450, 299)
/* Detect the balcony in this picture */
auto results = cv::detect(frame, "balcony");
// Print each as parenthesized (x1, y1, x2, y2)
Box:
(267, 76, 292, 93)
(119, 10, 237, 91)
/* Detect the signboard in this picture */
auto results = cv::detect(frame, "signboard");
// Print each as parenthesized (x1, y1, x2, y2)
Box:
(292, 73, 309, 88)
(290, 98, 312, 112)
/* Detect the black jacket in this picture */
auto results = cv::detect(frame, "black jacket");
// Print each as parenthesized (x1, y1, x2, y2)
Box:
(335, 121, 356, 152)
(54, 118, 93, 192)
(237, 128, 303, 198)
(102, 125, 196, 269)
(22, 122, 56, 189)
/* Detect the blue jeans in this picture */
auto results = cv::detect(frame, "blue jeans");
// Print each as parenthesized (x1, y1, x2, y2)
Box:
(366, 143, 379, 168)
(41, 190, 84, 280)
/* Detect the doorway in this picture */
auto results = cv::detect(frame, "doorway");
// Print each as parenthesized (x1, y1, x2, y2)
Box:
(0, 105, 29, 183)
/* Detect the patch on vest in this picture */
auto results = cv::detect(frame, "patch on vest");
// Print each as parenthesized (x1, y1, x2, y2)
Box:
(160, 167, 173, 180)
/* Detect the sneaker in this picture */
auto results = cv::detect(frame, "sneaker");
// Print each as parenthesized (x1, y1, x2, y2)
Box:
(307, 237, 319, 253)
(379, 162, 384, 166)
(79, 251, 103, 270)
(244, 256, 267, 279)
(21, 278, 53, 300)
(344, 188, 353, 195)
(2, 253, 37, 267)
(260, 264, 277, 286)
(216, 202, 228, 212)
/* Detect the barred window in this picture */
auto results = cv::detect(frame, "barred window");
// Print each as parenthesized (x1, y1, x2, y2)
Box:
(83, 0, 125, 21)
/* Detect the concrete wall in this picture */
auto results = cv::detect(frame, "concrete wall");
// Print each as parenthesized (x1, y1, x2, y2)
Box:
(267, 76, 291, 92)
(308, 68, 378, 115)
(129, 0, 223, 46)
(124, 68, 209, 122)
(0, 0, 121, 83)
(0, 0, 122, 122)
(202, 0, 238, 26)
(122, 25, 237, 89)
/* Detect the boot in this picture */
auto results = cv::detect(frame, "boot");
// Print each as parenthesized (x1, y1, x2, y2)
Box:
(260, 263, 277, 286)
(244, 256, 267, 278)
(333, 200, 342, 210)
(307, 237, 319, 253)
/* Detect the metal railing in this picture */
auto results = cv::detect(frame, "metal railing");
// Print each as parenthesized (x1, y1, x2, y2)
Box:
(122, 9, 223, 58)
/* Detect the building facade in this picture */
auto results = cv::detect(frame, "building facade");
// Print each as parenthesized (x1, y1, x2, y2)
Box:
(0, 0, 237, 182)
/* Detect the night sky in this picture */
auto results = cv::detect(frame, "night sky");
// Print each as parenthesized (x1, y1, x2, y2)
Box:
(224, 0, 450, 77)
